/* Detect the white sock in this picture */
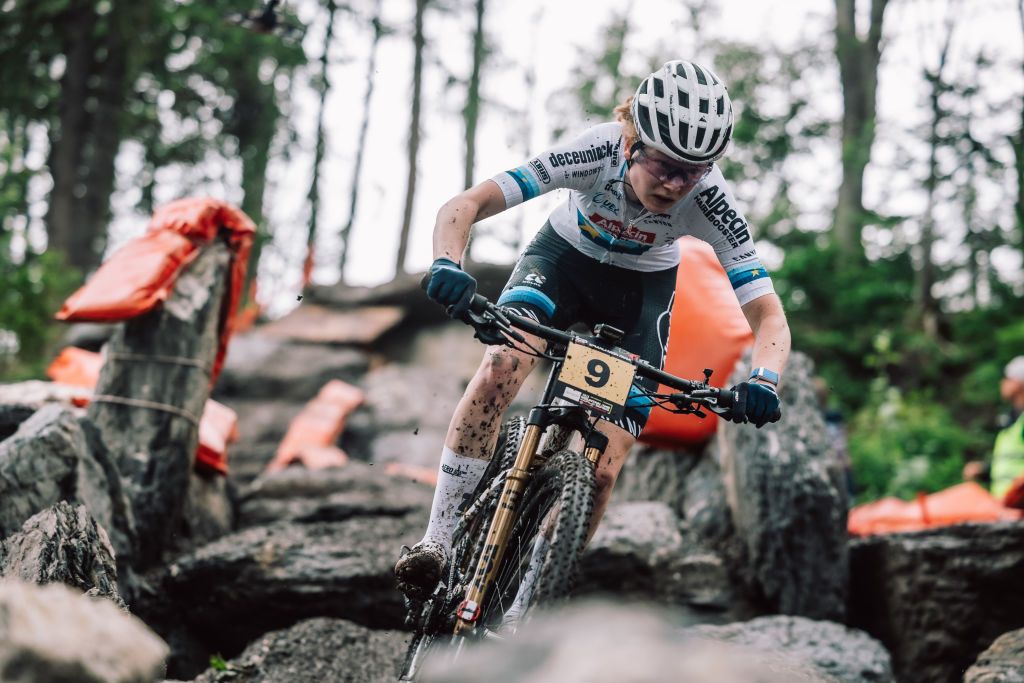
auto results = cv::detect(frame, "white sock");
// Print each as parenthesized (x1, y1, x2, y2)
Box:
(422, 446, 490, 550)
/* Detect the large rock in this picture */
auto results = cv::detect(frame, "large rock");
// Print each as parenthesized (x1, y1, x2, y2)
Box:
(964, 628, 1024, 683)
(0, 405, 133, 559)
(613, 445, 736, 548)
(237, 462, 433, 527)
(0, 578, 167, 683)
(714, 350, 848, 620)
(188, 618, 408, 683)
(577, 501, 755, 624)
(157, 514, 424, 656)
(420, 600, 834, 683)
(849, 522, 1024, 682)
(215, 334, 369, 401)
(0, 501, 124, 608)
(687, 615, 895, 683)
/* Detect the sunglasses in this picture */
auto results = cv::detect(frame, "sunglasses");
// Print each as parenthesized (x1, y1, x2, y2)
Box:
(632, 147, 713, 186)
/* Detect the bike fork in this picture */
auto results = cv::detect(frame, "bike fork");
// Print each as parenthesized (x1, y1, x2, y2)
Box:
(454, 421, 544, 634)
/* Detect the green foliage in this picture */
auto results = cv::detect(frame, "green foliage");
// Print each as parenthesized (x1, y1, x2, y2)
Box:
(848, 385, 986, 503)
(0, 240, 79, 381)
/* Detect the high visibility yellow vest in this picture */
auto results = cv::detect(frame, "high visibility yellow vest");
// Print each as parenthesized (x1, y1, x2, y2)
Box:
(992, 412, 1024, 500)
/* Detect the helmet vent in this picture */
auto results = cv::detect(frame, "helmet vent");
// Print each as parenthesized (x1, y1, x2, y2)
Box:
(653, 77, 664, 98)
(678, 88, 689, 108)
(638, 105, 656, 143)
(693, 64, 708, 85)
(699, 98, 709, 114)
(716, 96, 725, 115)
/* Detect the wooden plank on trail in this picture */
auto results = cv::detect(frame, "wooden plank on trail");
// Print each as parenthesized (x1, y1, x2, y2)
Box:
(260, 304, 405, 345)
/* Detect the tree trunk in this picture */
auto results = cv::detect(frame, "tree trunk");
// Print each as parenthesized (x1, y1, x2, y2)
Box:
(832, 0, 889, 258)
(915, 7, 957, 339)
(45, 0, 98, 276)
(395, 0, 427, 276)
(1014, 0, 1024, 251)
(463, 0, 485, 191)
(79, 0, 133, 268)
(462, 0, 487, 264)
(233, 61, 279, 297)
(305, 0, 339, 289)
(339, 0, 384, 280)
(87, 243, 231, 568)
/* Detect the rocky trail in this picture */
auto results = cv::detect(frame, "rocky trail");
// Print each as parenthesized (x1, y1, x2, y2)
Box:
(0, 267, 1022, 682)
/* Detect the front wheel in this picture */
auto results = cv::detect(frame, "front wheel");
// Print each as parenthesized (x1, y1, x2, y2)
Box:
(473, 447, 596, 632)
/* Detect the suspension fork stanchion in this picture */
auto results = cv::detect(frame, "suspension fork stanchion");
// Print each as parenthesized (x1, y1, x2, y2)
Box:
(454, 408, 547, 635)
(583, 429, 610, 466)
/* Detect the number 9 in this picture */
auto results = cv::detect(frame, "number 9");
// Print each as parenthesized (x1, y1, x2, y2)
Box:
(586, 359, 610, 388)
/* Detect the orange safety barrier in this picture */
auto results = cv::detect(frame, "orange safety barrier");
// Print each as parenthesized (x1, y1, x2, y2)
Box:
(47, 346, 106, 388)
(265, 380, 365, 473)
(56, 231, 198, 323)
(639, 237, 755, 447)
(44, 347, 236, 475)
(195, 399, 239, 475)
(56, 197, 256, 384)
(848, 482, 1023, 536)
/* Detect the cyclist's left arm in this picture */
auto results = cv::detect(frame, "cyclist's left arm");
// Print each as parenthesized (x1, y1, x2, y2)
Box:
(683, 171, 790, 383)
(740, 293, 791, 385)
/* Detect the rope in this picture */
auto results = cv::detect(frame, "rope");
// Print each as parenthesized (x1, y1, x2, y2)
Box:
(91, 395, 201, 426)
(106, 351, 211, 376)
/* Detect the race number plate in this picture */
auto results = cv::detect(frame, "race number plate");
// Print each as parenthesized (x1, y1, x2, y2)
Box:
(553, 339, 636, 419)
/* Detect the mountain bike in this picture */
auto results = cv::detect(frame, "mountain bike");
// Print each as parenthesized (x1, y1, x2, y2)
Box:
(398, 292, 744, 680)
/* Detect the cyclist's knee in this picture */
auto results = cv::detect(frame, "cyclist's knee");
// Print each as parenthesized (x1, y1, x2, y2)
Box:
(470, 348, 533, 402)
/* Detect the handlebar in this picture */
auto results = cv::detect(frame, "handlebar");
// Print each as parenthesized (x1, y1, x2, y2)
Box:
(417, 273, 743, 416)
(459, 292, 736, 413)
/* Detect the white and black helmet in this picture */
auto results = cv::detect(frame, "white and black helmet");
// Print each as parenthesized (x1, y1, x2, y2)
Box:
(631, 60, 734, 164)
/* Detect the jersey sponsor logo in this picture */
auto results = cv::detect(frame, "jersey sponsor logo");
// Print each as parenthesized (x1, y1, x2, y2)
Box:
(587, 213, 655, 244)
(602, 180, 624, 201)
(569, 167, 601, 180)
(730, 249, 757, 262)
(523, 272, 546, 287)
(577, 211, 655, 254)
(694, 185, 751, 247)
(591, 191, 620, 214)
(548, 140, 616, 168)
(529, 158, 551, 184)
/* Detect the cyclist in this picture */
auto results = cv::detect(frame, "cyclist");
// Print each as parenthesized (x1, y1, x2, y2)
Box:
(395, 59, 791, 599)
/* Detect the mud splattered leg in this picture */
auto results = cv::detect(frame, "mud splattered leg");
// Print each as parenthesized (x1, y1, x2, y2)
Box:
(445, 334, 542, 460)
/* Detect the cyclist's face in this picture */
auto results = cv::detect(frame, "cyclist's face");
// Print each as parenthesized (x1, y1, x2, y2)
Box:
(627, 146, 712, 212)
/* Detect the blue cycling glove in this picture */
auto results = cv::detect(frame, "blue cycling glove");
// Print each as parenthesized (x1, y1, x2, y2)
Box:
(728, 381, 782, 428)
(425, 257, 477, 318)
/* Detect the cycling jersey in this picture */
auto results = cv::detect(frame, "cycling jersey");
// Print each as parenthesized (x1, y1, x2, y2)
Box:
(490, 122, 774, 307)
(499, 224, 676, 438)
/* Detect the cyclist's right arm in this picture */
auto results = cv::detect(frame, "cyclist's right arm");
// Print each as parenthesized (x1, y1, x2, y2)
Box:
(434, 123, 620, 262)
(433, 180, 507, 263)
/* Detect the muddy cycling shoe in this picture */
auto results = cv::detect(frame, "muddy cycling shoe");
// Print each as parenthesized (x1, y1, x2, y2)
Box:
(395, 541, 449, 600)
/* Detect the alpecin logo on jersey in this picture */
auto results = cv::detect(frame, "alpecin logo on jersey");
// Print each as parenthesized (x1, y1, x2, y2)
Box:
(587, 213, 655, 244)
(529, 158, 551, 184)
(694, 185, 751, 247)
(549, 141, 616, 168)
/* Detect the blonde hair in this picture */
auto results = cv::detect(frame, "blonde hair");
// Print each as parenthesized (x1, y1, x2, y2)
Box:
(614, 95, 638, 152)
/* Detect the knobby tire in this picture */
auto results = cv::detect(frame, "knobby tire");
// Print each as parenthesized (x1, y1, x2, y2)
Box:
(398, 417, 526, 680)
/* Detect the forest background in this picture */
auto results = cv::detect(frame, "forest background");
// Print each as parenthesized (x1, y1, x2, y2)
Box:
(2, 0, 1023, 504)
